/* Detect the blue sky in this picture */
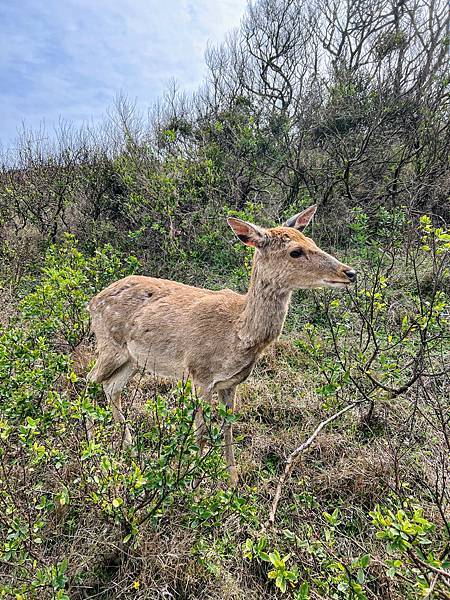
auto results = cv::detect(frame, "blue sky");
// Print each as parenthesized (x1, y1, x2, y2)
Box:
(0, 0, 247, 149)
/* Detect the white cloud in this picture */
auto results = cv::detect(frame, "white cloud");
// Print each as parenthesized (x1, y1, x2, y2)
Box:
(0, 0, 247, 147)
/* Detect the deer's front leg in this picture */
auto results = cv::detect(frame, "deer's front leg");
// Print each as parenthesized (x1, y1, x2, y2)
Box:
(194, 406, 207, 456)
(218, 387, 238, 487)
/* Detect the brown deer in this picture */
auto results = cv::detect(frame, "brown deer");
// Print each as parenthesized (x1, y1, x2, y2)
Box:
(87, 205, 356, 485)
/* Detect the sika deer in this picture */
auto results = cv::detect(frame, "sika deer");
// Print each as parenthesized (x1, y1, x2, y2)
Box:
(87, 205, 356, 485)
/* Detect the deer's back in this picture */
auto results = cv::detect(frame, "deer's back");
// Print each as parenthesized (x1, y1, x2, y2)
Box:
(88, 275, 243, 327)
(88, 275, 252, 387)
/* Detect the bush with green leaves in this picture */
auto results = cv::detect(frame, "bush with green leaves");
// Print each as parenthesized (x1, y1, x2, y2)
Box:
(294, 215, 449, 422)
(0, 238, 259, 598)
(371, 503, 450, 598)
(18, 234, 140, 349)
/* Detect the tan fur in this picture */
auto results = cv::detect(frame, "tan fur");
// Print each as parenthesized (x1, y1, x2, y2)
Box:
(87, 208, 355, 485)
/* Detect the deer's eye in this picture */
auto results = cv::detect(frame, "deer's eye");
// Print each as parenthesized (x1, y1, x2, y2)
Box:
(290, 249, 304, 258)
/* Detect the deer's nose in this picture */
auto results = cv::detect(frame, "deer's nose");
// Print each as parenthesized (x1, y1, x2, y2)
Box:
(344, 269, 357, 282)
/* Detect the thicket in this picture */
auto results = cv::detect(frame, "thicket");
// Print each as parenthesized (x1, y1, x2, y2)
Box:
(0, 0, 449, 598)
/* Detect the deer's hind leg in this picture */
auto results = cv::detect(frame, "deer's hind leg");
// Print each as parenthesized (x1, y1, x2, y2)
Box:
(102, 361, 138, 446)
(86, 341, 130, 441)
(88, 339, 128, 385)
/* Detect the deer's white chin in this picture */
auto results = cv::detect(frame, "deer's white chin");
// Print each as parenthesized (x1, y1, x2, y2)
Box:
(322, 280, 350, 289)
(296, 281, 350, 290)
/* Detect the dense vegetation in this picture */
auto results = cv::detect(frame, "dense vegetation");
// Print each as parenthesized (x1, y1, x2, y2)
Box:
(0, 0, 449, 598)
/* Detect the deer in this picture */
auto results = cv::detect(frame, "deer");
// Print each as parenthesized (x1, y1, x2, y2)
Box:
(86, 204, 356, 486)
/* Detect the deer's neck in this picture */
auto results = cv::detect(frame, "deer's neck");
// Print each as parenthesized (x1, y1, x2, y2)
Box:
(239, 259, 292, 349)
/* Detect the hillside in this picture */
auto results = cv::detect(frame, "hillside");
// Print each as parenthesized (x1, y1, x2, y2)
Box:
(0, 0, 449, 598)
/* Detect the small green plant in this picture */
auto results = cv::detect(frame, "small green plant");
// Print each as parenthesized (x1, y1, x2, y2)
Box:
(266, 549, 300, 593)
(243, 537, 300, 593)
(371, 503, 450, 597)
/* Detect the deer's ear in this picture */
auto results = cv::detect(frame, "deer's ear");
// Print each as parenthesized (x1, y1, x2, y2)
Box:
(283, 204, 317, 231)
(227, 217, 267, 248)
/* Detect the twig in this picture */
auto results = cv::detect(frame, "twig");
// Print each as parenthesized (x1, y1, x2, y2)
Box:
(425, 573, 440, 597)
(412, 554, 450, 581)
(268, 401, 364, 526)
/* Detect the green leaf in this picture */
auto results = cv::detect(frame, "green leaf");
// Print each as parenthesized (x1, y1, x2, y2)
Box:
(297, 581, 310, 599)
(276, 576, 287, 592)
(359, 554, 370, 568)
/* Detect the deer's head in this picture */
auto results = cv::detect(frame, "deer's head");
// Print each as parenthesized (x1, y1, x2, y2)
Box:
(228, 205, 356, 290)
